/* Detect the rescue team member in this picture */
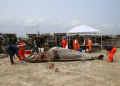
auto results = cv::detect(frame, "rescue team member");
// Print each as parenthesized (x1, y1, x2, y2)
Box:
(5, 45, 23, 65)
(16, 37, 26, 61)
(88, 35, 92, 53)
(104, 46, 117, 62)
(84, 35, 88, 51)
(76, 34, 80, 51)
(62, 34, 67, 48)
(32, 34, 39, 54)
(73, 35, 80, 51)
(73, 36, 77, 51)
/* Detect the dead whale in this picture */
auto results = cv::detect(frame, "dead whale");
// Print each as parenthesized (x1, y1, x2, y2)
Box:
(24, 47, 104, 63)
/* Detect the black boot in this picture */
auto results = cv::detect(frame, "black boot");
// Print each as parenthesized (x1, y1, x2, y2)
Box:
(10, 59, 15, 65)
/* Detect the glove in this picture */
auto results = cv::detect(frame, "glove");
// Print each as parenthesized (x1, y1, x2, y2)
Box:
(35, 45, 37, 47)
(13, 56, 15, 58)
(21, 58, 23, 61)
(105, 55, 107, 58)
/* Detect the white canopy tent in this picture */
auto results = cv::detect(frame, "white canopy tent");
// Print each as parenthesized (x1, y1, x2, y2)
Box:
(67, 25, 103, 53)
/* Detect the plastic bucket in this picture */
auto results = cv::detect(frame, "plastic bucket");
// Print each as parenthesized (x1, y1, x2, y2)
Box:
(79, 49, 82, 52)
(86, 48, 89, 52)
(38, 48, 41, 52)
(77, 48, 82, 52)
(82, 50, 85, 52)
(41, 48, 44, 52)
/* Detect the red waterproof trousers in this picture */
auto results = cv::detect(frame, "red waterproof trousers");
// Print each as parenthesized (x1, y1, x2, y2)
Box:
(73, 39, 80, 51)
(88, 40, 92, 52)
(19, 42, 26, 61)
(73, 40, 77, 51)
(85, 39, 88, 50)
(62, 39, 67, 48)
(76, 39, 80, 50)
(108, 47, 117, 62)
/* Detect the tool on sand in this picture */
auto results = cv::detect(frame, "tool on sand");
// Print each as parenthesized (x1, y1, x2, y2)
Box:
(23, 53, 37, 61)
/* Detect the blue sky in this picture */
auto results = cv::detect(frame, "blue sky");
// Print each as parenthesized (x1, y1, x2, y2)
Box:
(0, 0, 120, 36)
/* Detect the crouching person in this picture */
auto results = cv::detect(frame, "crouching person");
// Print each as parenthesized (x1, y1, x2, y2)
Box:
(5, 45, 23, 65)
(104, 45, 117, 62)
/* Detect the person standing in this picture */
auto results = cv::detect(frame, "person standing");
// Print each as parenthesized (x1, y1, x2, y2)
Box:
(104, 46, 117, 62)
(32, 35, 39, 53)
(62, 34, 67, 48)
(16, 37, 26, 61)
(88, 35, 92, 53)
(73, 35, 77, 51)
(5, 45, 23, 65)
(76, 34, 80, 51)
(84, 35, 88, 51)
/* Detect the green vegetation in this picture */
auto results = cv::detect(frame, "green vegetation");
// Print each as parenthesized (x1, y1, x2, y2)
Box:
(116, 34, 120, 38)
(17, 38, 28, 41)
(21, 38, 28, 41)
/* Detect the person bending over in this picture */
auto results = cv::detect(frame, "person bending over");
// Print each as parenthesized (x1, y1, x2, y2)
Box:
(104, 45, 117, 62)
(5, 45, 23, 65)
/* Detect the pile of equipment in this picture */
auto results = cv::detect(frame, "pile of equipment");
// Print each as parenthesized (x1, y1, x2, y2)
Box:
(0, 33, 3, 53)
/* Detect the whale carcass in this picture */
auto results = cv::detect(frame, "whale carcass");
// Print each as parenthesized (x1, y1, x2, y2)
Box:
(24, 47, 104, 63)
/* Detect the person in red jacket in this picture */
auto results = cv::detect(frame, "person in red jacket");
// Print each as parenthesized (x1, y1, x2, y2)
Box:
(76, 34, 80, 51)
(73, 36, 77, 51)
(104, 45, 117, 62)
(88, 35, 92, 53)
(62, 34, 67, 48)
(16, 37, 26, 61)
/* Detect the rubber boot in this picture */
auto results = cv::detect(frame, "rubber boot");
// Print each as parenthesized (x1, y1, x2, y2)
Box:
(10, 59, 15, 65)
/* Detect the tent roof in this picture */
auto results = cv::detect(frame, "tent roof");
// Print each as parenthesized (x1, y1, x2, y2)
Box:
(67, 25, 101, 34)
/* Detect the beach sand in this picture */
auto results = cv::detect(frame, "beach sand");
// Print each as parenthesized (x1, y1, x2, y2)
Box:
(0, 48, 120, 86)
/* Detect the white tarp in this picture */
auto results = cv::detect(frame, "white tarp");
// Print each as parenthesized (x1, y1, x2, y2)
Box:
(67, 25, 101, 34)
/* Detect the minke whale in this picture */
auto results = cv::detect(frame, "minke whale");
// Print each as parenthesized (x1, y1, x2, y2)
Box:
(24, 47, 104, 63)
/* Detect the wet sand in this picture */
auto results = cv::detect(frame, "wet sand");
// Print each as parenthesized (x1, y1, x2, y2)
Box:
(0, 48, 120, 86)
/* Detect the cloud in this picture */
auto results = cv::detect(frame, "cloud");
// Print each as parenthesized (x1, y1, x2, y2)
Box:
(103, 24, 108, 27)
(38, 19, 45, 23)
(51, 20, 62, 26)
(102, 23, 115, 29)
(22, 19, 46, 27)
(0, 15, 14, 21)
(0, 16, 119, 36)
(69, 20, 82, 26)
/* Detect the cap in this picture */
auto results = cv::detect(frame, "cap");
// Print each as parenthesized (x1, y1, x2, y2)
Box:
(103, 45, 107, 49)
(18, 37, 22, 40)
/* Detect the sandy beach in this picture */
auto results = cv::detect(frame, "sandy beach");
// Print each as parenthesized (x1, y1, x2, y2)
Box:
(0, 48, 120, 86)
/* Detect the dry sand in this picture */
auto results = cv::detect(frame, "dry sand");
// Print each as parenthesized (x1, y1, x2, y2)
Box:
(0, 48, 120, 86)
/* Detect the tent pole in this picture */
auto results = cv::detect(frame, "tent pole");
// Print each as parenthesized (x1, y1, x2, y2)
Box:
(67, 33, 68, 49)
(101, 33, 103, 54)
(69, 33, 70, 49)
(95, 33, 96, 43)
